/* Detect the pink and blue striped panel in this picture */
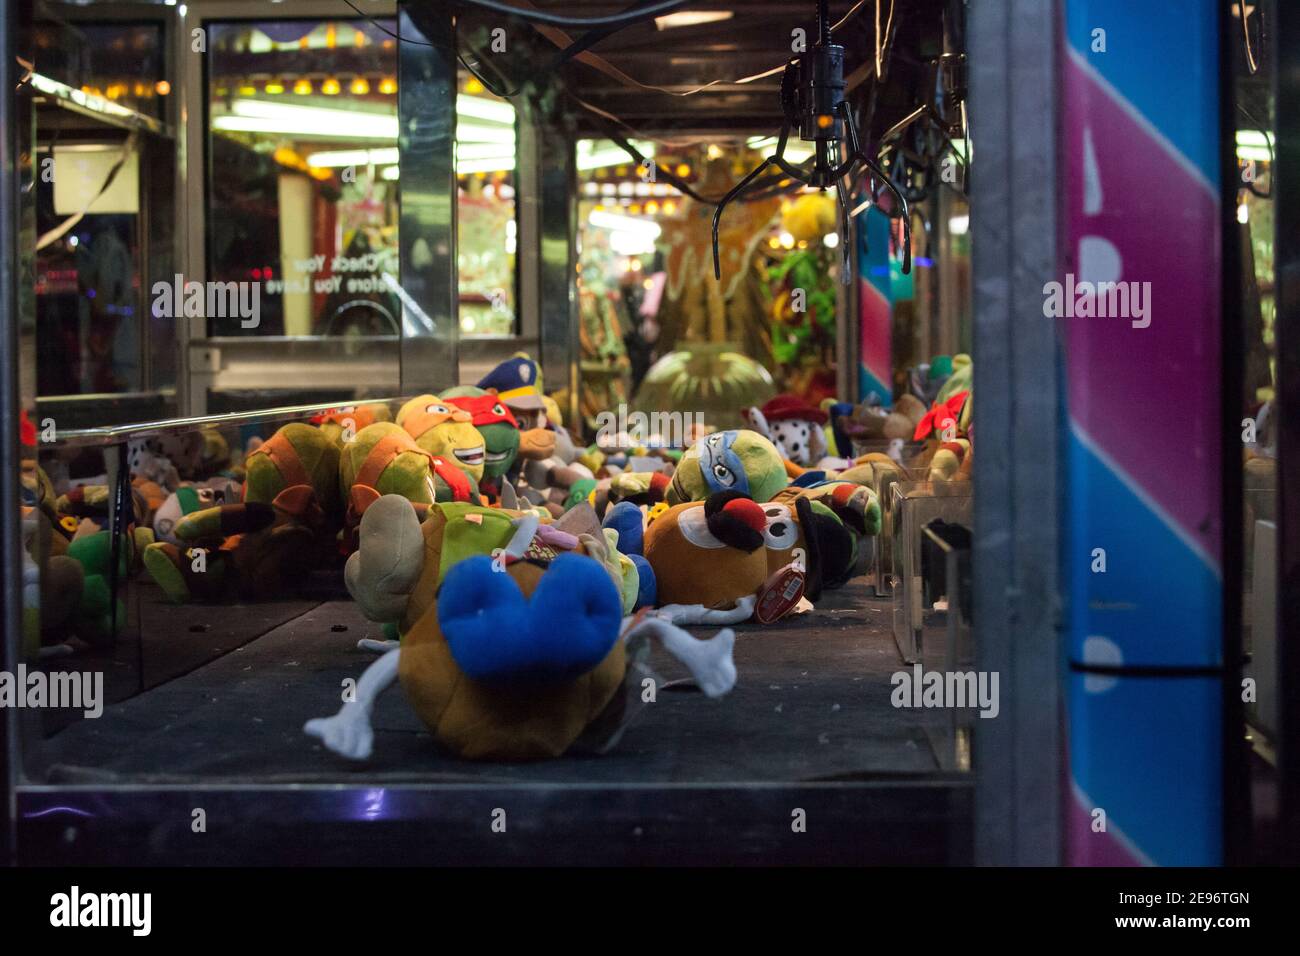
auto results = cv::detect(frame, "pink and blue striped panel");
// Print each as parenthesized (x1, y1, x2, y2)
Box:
(1061, 1, 1224, 865)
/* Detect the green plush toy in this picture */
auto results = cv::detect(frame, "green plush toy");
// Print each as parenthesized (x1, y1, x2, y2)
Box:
(396, 395, 487, 484)
(66, 527, 152, 645)
(142, 422, 342, 603)
(666, 429, 789, 505)
(339, 422, 475, 547)
(442, 387, 522, 501)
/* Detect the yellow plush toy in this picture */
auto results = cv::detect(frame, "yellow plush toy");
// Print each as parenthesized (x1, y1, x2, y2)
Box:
(397, 394, 487, 484)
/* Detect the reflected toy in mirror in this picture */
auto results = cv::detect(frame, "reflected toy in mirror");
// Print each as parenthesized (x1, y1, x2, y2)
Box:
(142, 422, 341, 602)
(313, 403, 392, 448)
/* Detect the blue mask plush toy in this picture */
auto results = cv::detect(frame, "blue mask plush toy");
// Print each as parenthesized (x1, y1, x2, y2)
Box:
(665, 429, 789, 505)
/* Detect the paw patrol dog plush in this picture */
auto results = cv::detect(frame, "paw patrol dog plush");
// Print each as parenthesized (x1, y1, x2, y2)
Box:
(665, 429, 789, 506)
(477, 354, 558, 464)
(304, 494, 735, 761)
(745, 394, 829, 467)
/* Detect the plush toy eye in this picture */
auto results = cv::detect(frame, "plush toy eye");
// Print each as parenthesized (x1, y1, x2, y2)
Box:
(425, 403, 449, 415)
(711, 463, 736, 487)
(156, 518, 174, 535)
(20, 484, 37, 507)
(678, 506, 727, 549)
(493, 403, 506, 416)
(762, 504, 798, 550)
(198, 488, 215, 504)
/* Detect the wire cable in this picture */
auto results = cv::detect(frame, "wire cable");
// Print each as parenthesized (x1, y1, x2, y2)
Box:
(450, 0, 691, 28)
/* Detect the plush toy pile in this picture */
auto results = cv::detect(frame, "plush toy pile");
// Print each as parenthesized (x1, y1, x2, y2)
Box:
(24, 349, 975, 763)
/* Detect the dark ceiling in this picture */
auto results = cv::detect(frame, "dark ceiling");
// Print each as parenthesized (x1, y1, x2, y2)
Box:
(452, 0, 959, 139)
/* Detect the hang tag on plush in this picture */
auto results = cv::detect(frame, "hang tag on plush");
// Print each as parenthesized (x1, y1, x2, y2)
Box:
(754, 562, 806, 624)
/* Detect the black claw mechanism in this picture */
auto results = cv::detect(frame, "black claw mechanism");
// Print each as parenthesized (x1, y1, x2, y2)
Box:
(711, 0, 911, 285)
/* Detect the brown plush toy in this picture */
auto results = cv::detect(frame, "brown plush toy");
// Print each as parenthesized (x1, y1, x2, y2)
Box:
(304, 495, 737, 761)
(643, 490, 832, 625)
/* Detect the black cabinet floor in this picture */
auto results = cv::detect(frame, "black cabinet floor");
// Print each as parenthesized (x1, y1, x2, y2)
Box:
(37, 580, 953, 785)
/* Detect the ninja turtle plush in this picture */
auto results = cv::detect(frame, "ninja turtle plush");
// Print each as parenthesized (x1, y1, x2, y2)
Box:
(396, 395, 486, 484)
(304, 494, 736, 761)
(339, 421, 474, 548)
(142, 422, 341, 602)
(665, 429, 789, 505)
(314, 403, 392, 448)
(20, 453, 86, 649)
(442, 387, 522, 501)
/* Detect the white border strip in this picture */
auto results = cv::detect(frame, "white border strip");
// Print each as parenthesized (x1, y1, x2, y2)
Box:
(1071, 421, 1222, 579)
(1071, 779, 1156, 866)
(1066, 45, 1216, 200)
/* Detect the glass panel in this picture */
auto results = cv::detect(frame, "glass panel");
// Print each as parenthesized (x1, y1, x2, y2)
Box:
(1235, 0, 1280, 861)
(206, 19, 401, 338)
(31, 19, 168, 120)
(455, 70, 517, 337)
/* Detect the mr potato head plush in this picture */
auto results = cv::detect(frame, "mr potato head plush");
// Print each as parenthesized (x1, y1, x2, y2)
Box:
(644, 489, 855, 625)
(304, 494, 736, 761)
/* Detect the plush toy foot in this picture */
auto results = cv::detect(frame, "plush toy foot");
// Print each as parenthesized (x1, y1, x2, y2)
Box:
(345, 494, 425, 623)
(651, 593, 756, 626)
(438, 552, 622, 684)
(304, 647, 400, 760)
(357, 638, 400, 654)
(624, 617, 737, 698)
(143, 542, 191, 603)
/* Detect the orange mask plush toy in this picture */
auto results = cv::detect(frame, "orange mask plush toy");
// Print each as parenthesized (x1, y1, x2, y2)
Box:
(397, 395, 487, 487)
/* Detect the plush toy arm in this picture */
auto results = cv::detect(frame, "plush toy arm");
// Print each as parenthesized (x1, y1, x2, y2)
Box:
(650, 593, 756, 626)
(623, 616, 737, 698)
(303, 647, 400, 760)
(503, 511, 540, 559)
